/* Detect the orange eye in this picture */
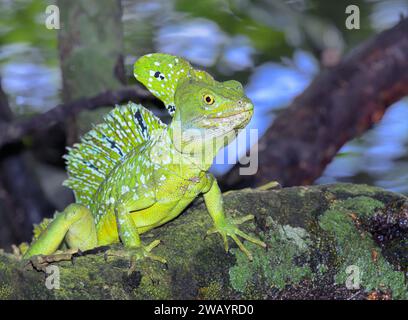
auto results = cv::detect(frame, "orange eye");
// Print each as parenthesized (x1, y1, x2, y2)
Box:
(203, 94, 215, 105)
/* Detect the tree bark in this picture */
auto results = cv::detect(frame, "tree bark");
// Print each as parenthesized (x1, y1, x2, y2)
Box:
(58, 0, 126, 143)
(0, 86, 155, 148)
(0, 184, 407, 299)
(0, 79, 55, 248)
(222, 18, 408, 189)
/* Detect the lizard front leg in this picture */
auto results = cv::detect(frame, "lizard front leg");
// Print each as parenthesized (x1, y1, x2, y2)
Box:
(104, 194, 166, 273)
(203, 175, 266, 260)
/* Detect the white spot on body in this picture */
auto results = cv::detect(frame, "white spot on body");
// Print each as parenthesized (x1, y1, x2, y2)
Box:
(121, 185, 130, 195)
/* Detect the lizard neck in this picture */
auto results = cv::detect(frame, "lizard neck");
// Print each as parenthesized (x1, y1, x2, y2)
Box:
(164, 125, 217, 172)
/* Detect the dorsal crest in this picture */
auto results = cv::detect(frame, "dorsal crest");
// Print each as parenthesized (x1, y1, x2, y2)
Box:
(63, 102, 166, 205)
(134, 53, 214, 116)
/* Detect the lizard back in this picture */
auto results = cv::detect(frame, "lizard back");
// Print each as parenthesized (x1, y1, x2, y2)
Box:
(62, 102, 166, 206)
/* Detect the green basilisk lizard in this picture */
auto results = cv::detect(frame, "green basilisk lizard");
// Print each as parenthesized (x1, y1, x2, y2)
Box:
(24, 53, 266, 270)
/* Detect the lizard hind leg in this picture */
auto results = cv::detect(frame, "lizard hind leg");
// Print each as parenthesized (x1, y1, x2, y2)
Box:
(23, 203, 97, 270)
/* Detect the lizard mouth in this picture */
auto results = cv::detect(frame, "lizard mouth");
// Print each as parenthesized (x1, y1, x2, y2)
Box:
(207, 107, 253, 122)
(208, 101, 254, 120)
(209, 110, 253, 128)
(209, 111, 249, 120)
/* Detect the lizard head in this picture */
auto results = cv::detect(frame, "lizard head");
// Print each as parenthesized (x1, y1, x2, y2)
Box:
(170, 74, 254, 158)
(174, 77, 253, 132)
(133, 53, 253, 160)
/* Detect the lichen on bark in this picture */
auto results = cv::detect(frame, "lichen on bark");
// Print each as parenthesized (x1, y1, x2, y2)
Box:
(0, 184, 406, 299)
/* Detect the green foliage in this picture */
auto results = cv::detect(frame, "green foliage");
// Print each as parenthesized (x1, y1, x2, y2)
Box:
(0, 0, 56, 62)
(175, 0, 292, 58)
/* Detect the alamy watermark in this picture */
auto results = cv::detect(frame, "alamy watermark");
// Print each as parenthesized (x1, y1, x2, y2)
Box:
(168, 123, 259, 175)
(45, 265, 60, 290)
(345, 265, 361, 290)
(45, 5, 60, 30)
(345, 5, 360, 30)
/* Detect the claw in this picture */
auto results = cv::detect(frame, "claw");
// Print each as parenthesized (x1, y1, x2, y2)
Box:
(233, 214, 255, 225)
(205, 214, 266, 260)
(235, 229, 266, 248)
(222, 234, 229, 252)
(257, 181, 281, 191)
(231, 234, 253, 260)
(145, 239, 161, 252)
(206, 226, 217, 235)
(103, 239, 167, 274)
(26, 249, 79, 271)
(148, 253, 167, 264)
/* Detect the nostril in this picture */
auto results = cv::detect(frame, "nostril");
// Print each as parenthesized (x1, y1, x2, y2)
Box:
(246, 102, 254, 112)
(237, 99, 253, 112)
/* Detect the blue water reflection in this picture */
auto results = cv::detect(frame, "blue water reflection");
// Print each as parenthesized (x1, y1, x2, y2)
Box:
(2, 60, 60, 113)
(210, 50, 318, 176)
(157, 18, 226, 67)
(317, 100, 408, 194)
(0, 0, 406, 195)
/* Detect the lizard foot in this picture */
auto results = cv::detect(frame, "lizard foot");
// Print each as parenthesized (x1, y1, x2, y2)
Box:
(256, 180, 282, 191)
(25, 248, 80, 271)
(207, 214, 266, 261)
(104, 240, 167, 274)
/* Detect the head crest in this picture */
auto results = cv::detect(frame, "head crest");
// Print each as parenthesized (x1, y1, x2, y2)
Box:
(134, 53, 214, 116)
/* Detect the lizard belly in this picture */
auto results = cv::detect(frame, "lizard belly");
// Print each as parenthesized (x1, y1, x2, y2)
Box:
(132, 169, 207, 233)
(95, 169, 208, 244)
(131, 196, 194, 234)
(132, 171, 208, 233)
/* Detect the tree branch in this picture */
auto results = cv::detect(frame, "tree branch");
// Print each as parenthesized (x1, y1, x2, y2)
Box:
(222, 18, 408, 189)
(0, 85, 156, 148)
(0, 78, 56, 247)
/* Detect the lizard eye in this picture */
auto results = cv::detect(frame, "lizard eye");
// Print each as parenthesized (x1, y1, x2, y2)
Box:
(203, 94, 215, 105)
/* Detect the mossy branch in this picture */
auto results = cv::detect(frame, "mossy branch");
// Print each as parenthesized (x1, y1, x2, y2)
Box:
(0, 184, 407, 300)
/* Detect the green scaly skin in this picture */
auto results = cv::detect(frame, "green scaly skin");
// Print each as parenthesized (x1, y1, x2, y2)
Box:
(24, 53, 266, 271)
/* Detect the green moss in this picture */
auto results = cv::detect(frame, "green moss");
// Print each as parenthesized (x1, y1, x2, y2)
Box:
(198, 281, 223, 299)
(327, 183, 380, 196)
(1, 184, 406, 299)
(0, 285, 13, 299)
(229, 224, 312, 295)
(136, 270, 172, 299)
(319, 203, 407, 299)
(317, 263, 329, 275)
(330, 196, 384, 218)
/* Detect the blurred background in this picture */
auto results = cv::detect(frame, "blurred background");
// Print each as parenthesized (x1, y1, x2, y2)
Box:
(0, 0, 407, 248)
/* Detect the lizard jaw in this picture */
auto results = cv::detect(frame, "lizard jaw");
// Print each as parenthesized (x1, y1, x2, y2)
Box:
(205, 110, 253, 130)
